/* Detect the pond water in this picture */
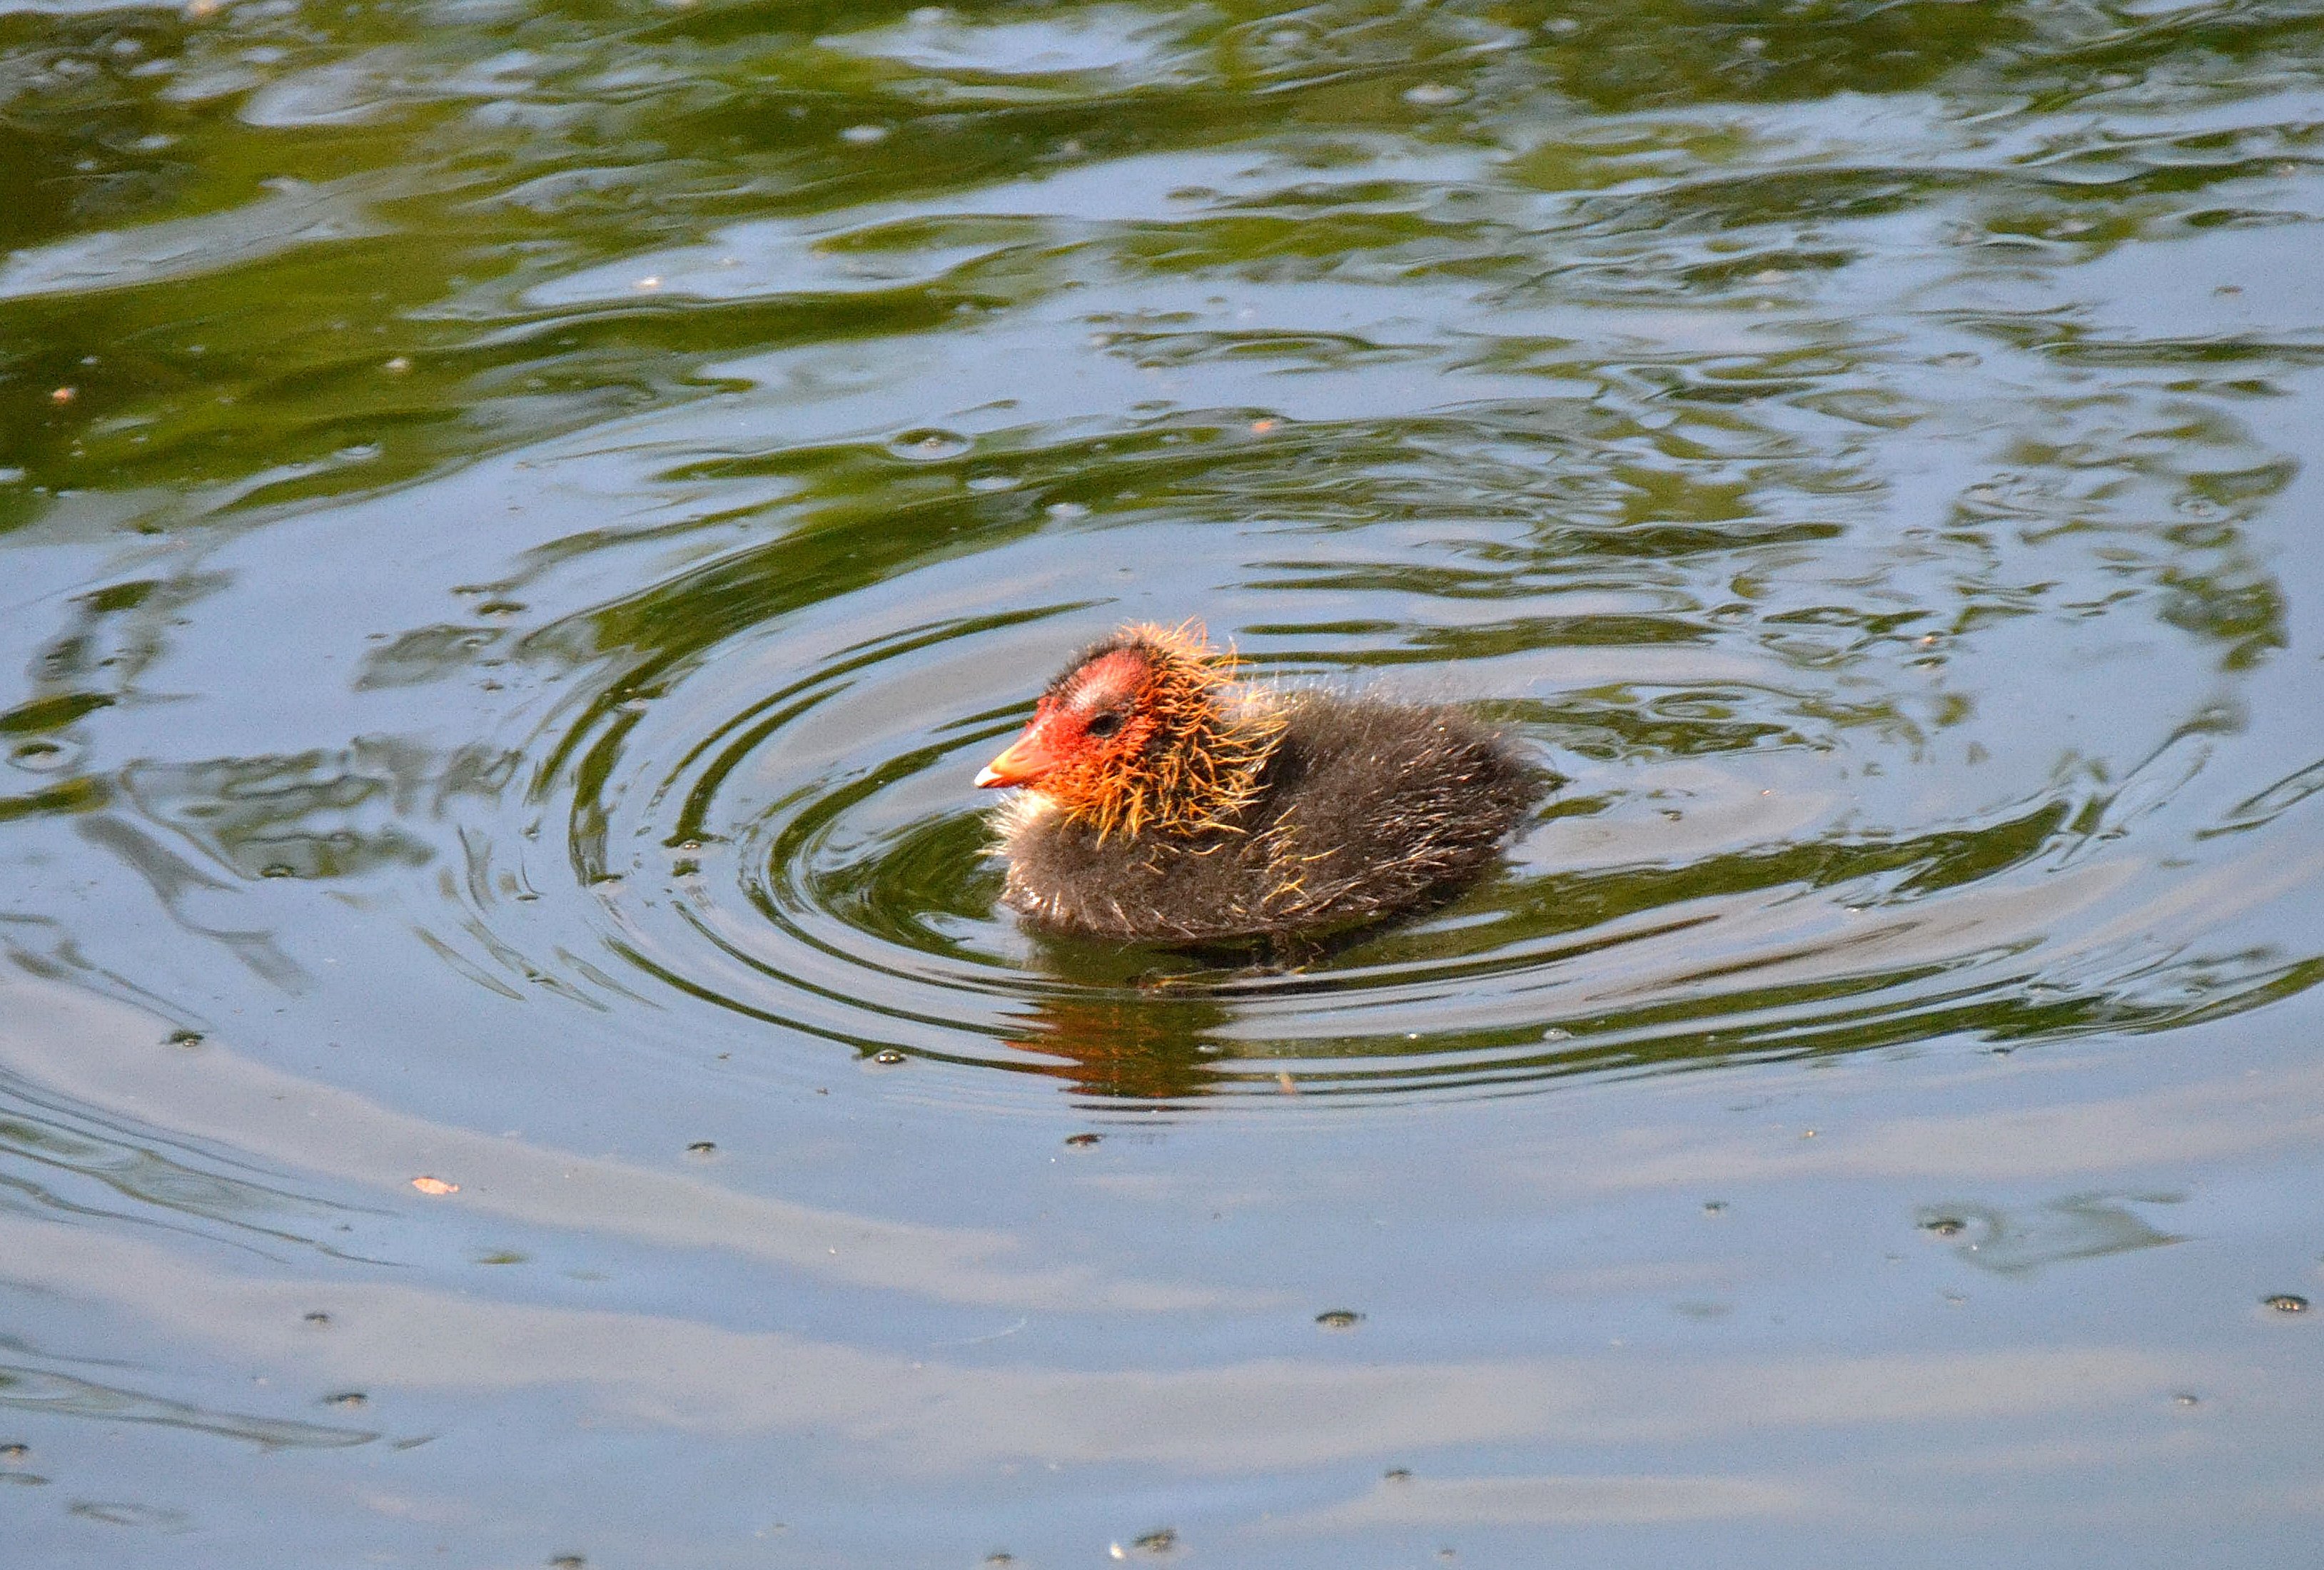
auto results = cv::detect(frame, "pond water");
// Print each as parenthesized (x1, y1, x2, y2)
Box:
(4, 0, 2323, 1562)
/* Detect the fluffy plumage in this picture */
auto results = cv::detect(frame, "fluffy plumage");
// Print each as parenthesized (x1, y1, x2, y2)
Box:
(978, 624, 1545, 944)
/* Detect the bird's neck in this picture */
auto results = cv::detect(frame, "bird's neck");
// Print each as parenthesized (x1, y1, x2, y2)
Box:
(1077, 684, 1286, 842)
(1148, 692, 1287, 834)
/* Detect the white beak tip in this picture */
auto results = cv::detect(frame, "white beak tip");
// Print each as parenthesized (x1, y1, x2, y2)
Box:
(974, 765, 1006, 789)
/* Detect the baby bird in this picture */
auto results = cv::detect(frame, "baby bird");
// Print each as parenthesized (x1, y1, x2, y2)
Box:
(977, 623, 1544, 944)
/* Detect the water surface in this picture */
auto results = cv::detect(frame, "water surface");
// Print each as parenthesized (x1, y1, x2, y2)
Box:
(4, 0, 2323, 1563)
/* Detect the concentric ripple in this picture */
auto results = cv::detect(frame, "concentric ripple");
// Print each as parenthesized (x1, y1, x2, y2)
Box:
(406, 404, 2324, 1108)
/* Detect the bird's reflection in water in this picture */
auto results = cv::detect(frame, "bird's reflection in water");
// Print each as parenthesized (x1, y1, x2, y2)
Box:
(1007, 945, 1254, 1102)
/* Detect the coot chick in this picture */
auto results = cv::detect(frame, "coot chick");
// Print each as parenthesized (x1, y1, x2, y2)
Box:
(977, 623, 1545, 944)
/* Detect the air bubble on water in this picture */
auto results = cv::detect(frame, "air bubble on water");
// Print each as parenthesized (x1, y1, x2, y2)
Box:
(8, 740, 68, 772)
(889, 428, 969, 462)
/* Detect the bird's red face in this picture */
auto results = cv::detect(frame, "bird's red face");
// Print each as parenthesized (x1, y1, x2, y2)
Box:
(976, 647, 1161, 801)
(975, 622, 1282, 841)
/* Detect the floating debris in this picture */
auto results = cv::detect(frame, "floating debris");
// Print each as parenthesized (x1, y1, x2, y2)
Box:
(1315, 1310, 1364, 1330)
(1064, 1133, 1102, 1148)
(1110, 1526, 1177, 1558)
(410, 1175, 459, 1195)
(2263, 1294, 2309, 1315)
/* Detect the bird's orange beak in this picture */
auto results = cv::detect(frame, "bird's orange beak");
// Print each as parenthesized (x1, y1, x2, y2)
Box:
(976, 725, 1059, 789)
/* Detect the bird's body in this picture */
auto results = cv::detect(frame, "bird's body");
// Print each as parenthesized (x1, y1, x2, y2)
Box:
(978, 625, 1543, 945)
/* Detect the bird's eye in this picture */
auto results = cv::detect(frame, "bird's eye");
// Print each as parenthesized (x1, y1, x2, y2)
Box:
(1086, 711, 1123, 739)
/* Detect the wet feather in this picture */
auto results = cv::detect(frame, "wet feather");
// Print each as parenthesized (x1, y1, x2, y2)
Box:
(980, 625, 1546, 944)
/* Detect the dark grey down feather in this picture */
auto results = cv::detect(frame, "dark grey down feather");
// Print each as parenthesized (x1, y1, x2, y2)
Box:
(997, 692, 1544, 943)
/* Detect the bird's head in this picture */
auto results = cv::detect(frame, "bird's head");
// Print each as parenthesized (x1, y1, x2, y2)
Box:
(976, 622, 1283, 840)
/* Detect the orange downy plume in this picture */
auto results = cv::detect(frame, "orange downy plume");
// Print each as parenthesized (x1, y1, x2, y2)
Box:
(1009, 621, 1287, 845)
